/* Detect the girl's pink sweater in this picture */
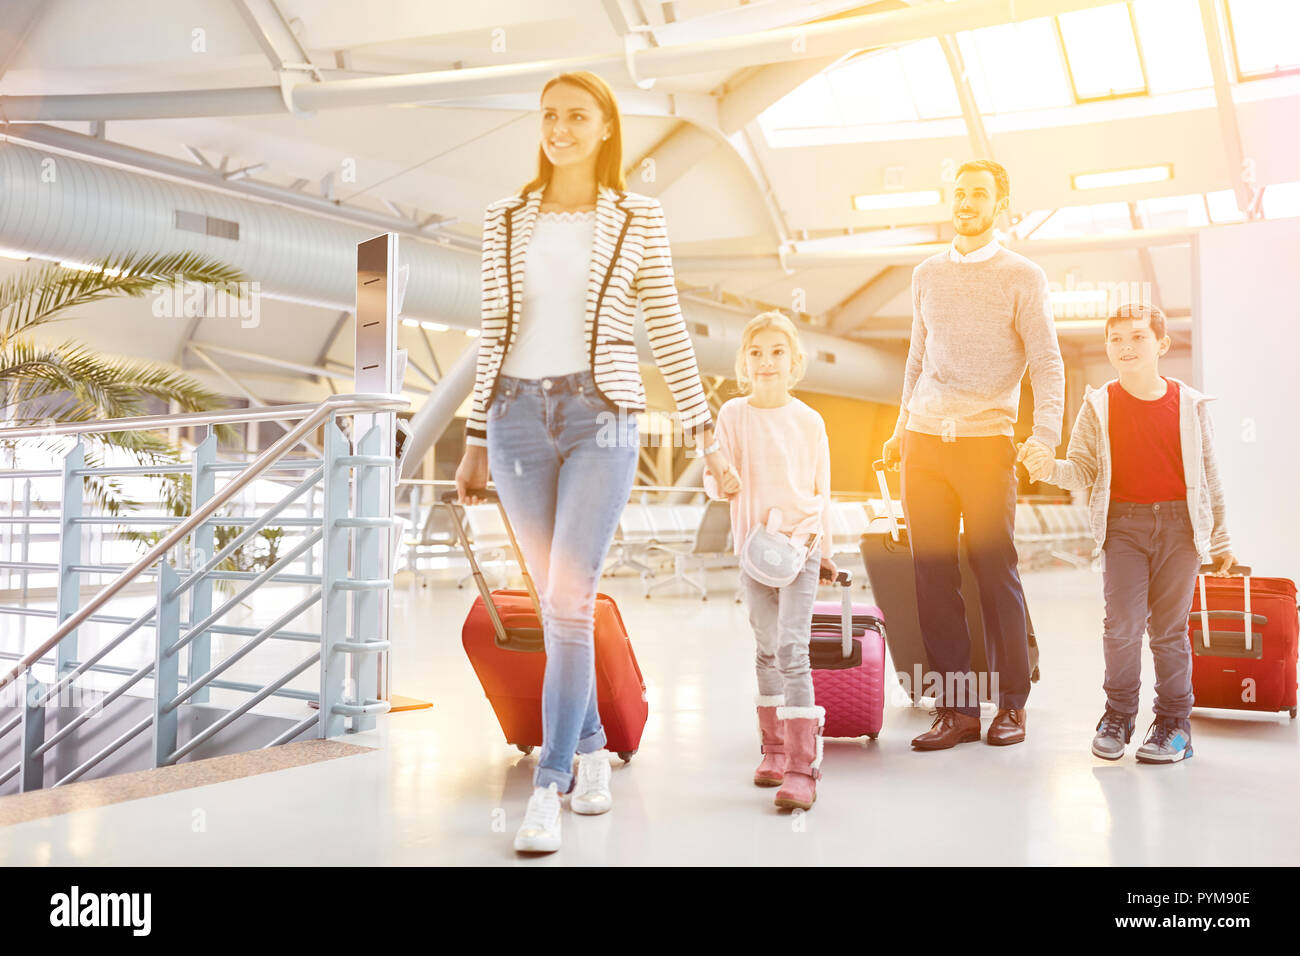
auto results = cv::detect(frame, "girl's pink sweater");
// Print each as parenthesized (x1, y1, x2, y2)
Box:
(702, 396, 833, 557)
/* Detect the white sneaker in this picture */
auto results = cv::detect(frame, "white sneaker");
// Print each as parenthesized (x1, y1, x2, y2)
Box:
(571, 749, 613, 815)
(514, 784, 562, 853)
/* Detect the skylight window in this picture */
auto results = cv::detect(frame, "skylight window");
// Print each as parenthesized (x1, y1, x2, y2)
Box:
(831, 51, 923, 126)
(955, 18, 1074, 113)
(1225, 0, 1300, 79)
(1058, 3, 1148, 101)
(896, 39, 963, 119)
(1131, 0, 1213, 93)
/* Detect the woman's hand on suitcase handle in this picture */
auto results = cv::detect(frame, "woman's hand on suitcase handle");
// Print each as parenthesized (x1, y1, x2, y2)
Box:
(455, 446, 491, 506)
(881, 433, 902, 472)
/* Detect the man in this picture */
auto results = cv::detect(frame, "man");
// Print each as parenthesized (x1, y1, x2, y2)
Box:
(882, 160, 1064, 750)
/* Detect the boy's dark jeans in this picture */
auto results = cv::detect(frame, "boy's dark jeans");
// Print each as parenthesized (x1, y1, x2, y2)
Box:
(1101, 500, 1200, 719)
(900, 431, 1031, 717)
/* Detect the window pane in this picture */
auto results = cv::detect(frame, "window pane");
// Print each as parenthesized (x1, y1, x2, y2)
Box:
(956, 18, 1074, 113)
(898, 39, 963, 119)
(759, 72, 842, 132)
(1263, 181, 1300, 219)
(1059, 3, 1147, 99)
(831, 51, 918, 125)
(1226, 0, 1300, 77)
(1032, 201, 1134, 238)
(1205, 190, 1246, 223)
(1133, 0, 1213, 93)
(1137, 193, 1209, 228)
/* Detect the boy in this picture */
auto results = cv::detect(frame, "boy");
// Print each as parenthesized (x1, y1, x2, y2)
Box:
(1020, 303, 1238, 763)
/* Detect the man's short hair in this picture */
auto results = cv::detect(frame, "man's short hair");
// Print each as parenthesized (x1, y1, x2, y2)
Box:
(1106, 302, 1168, 339)
(955, 159, 1010, 202)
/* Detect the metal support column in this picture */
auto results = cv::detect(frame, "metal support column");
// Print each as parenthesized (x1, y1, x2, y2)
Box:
(318, 421, 350, 739)
(188, 433, 216, 704)
(55, 444, 84, 677)
(354, 234, 399, 708)
(154, 562, 181, 767)
(19, 672, 45, 791)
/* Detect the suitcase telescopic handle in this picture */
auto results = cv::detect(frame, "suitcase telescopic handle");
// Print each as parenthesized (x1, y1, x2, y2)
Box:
(1195, 566, 1255, 653)
(835, 569, 854, 658)
(872, 459, 901, 543)
(1199, 564, 1252, 576)
(438, 490, 544, 651)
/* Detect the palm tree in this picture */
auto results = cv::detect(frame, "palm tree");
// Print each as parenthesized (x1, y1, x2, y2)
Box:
(0, 250, 246, 512)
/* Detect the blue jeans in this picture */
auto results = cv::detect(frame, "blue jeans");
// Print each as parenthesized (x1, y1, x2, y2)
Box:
(740, 545, 822, 707)
(486, 370, 638, 791)
(1101, 499, 1200, 719)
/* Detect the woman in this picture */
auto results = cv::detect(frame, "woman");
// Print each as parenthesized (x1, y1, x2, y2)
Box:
(454, 70, 735, 854)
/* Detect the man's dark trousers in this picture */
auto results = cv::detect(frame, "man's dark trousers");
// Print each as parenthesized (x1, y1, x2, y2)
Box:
(900, 430, 1031, 717)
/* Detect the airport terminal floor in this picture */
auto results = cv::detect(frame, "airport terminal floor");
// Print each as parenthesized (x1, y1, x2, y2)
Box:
(2, 564, 1295, 867)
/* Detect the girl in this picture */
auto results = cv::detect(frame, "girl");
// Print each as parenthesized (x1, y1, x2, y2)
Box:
(454, 71, 734, 853)
(704, 311, 836, 810)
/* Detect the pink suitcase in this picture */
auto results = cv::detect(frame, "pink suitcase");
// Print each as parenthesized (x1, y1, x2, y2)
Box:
(811, 570, 886, 739)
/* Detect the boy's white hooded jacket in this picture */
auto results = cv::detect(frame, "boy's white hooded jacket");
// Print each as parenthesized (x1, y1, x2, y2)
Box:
(1049, 376, 1232, 564)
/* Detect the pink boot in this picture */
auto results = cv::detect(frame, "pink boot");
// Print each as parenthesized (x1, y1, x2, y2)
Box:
(754, 695, 785, 787)
(774, 705, 824, 810)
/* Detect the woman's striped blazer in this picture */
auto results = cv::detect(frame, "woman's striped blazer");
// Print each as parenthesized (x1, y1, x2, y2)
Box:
(463, 184, 714, 447)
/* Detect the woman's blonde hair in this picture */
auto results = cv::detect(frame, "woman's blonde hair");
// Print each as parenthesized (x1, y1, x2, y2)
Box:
(734, 311, 807, 395)
(521, 71, 626, 196)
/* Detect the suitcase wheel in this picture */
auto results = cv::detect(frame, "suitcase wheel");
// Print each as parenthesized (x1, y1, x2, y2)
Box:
(515, 744, 534, 755)
(867, 733, 879, 740)
(1291, 708, 1297, 719)
(1031, 666, 1041, 682)
(617, 751, 635, 763)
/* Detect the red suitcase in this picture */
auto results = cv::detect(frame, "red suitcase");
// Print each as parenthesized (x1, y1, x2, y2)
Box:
(1188, 566, 1299, 717)
(440, 491, 649, 760)
(810, 570, 886, 739)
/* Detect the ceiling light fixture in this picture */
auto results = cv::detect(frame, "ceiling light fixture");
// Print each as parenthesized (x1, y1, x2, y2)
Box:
(1072, 165, 1173, 190)
(852, 190, 943, 211)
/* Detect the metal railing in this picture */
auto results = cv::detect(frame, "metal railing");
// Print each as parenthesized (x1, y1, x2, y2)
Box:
(0, 392, 407, 792)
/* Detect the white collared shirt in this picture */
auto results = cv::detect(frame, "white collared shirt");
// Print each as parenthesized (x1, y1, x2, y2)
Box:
(948, 236, 1002, 264)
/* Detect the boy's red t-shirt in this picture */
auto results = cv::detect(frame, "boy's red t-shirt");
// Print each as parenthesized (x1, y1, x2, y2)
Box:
(1107, 377, 1186, 503)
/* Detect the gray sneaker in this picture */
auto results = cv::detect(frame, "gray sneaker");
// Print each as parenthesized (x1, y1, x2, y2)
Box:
(1135, 717, 1194, 764)
(1092, 707, 1136, 760)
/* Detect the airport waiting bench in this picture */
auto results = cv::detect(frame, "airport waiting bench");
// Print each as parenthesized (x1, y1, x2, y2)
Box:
(398, 494, 1098, 595)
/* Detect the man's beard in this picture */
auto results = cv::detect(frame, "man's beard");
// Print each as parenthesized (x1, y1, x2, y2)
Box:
(953, 213, 994, 235)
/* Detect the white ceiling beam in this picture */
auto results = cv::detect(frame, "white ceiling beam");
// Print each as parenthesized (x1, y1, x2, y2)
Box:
(1127, 201, 1164, 311)
(0, 0, 47, 82)
(188, 345, 323, 454)
(1197, 0, 1257, 217)
(229, 0, 322, 79)
(826, 265, 914, 335)
(643, 0, 895, 46)
(678, 224, 1201, 269)
(0, 0, 1130, 121)
(938, 33, 993, 162)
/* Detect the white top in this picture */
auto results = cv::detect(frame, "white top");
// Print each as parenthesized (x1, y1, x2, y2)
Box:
(500, 210, 594, 380)
(948, 236, 1002, 263)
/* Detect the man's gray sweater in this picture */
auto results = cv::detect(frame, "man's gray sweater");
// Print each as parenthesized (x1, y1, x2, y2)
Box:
(896, 246, 1065, 449)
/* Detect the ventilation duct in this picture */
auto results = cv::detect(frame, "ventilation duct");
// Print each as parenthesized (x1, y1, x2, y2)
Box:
(0, 141, 904, 401)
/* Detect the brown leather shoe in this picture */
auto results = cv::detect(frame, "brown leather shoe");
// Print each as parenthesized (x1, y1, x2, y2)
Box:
(911, 708, 982, 750)
(987, 707, 1026, 746)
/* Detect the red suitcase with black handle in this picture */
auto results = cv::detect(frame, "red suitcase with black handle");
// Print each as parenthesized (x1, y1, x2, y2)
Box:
(439, 491, 649, 760)
(1188, 566, 1298, 717)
